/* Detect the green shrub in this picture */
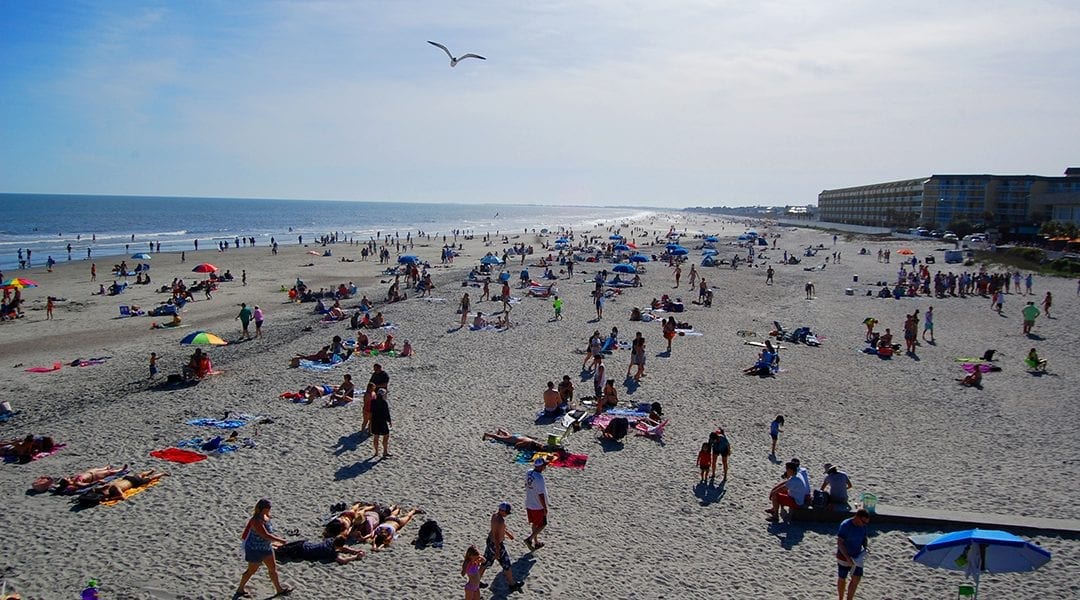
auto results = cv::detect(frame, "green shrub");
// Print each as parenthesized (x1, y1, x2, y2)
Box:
(1005, 247, 1046, 263)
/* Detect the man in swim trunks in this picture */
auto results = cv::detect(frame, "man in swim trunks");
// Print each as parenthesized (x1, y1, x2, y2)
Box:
(479, 502, 523, 591)
(100, 470, 168, 501)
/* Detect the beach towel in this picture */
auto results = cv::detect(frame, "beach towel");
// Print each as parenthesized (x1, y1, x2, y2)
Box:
(674, 328, 703, 336)
(0, 411, 17, 423)
(150, 447, 208, 464)
(3, 443, 66, 463)
(99, 478, 162, 506)
(176, 437, 244, 454)
(469, 325, 506, 332)
(71, 357, 111, 367)
(186, 418, 247, 429)
(298, 355, 350, 372)
(25, 362, 62, 373)
(961, 363, 999, 374)
(549, 453, 588, 469)
(590, 413, 646, 430)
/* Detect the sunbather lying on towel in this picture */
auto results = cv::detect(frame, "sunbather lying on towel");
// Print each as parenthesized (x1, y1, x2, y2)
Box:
(41, 464, 128, 494)
(1, 434, 56, 464)
(78, 470, 168, 505)
(483, 429, 561, 452)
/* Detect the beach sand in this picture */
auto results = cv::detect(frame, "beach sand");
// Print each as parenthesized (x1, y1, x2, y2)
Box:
(1, 216, 1077, 599)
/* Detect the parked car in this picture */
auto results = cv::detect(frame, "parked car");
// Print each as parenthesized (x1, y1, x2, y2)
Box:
(943, 233, 958, 242)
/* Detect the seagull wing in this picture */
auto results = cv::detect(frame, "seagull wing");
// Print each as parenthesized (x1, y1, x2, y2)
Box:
(427, 41, 454, 60)
(459, 53, 486, 61)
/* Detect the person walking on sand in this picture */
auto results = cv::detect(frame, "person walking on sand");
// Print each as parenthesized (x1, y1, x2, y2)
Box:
(836, 509, 871, 600)
(921, 306, 934, 343)
(1025, 272, 1034, 295)
(766, 266, 774, 285)
(235, 498, 293, 598)
(1042, 291, 1052, 318)
(501, 280, 511, 313)
(673, 264, 682, 288)
(90, 263, 96, 281)
(769, 415, 784, 456)
(552, 295, 563, 320)
(149, 352, 158, 379)
(478, 502, 523, 592)
(253, 306, 265, 337)
(235, 303, 252, 339)
(46, 296, 54, 320)
(805, 281, 815, 299)
(524, 458, 549, 551)
(697, 442, 712, 484)
(709, 428, 731, 481)
(662, 317, 676, 353)
(1022, 301, 1040, 335)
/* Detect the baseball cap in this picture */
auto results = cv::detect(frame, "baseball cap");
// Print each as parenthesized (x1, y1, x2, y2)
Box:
(498, 502, 512, 514)
(533, 457, 546, 467)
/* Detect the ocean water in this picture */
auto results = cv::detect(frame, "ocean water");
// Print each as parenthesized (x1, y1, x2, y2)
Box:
(0, 194, 653, 272)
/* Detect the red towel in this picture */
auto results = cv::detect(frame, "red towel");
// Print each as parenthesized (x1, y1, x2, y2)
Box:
(150, 447, 208, 464)
(25, 362, 62, 373)
(550, 453, 588, 469)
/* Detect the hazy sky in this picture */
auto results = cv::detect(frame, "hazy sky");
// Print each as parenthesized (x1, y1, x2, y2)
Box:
(2, 1, 1077, 207)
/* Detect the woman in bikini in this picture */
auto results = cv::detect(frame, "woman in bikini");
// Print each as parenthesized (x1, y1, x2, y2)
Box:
(53, 464, 128, 494)
(371, 507, 425, 551)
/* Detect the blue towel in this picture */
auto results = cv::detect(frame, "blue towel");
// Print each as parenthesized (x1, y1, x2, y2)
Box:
(186, 418, 247, 429)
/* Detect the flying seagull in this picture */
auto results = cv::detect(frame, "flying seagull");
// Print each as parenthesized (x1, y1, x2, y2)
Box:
(427, 41, 486, 67)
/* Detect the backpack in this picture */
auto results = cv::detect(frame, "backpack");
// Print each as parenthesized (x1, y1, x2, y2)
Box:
(417, 520, 443, 548)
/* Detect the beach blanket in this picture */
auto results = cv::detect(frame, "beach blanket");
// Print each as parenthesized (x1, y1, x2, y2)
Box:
(25, 362, 63, 373)
(150, 447, 208, 463)
(961, 363, 999, 374)
(99, 478, 162, 506)
(71, 356, 111, 367)
(186, 418, 247, 429)
(591, 413, 646, 430)
(469, 325, 507, 332)
(3, 443, 66, 463)
(298, 355, 351, 372)
(0, 411, 17, 423)
(675, 328, 703, 336)
(514, 450, 589, 469)
(176, 437, 247, 454)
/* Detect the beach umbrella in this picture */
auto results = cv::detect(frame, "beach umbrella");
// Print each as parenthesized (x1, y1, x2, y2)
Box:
(131, 253, 152, 260)
(897, 248, 915, 255)
(398, 255, 420, 265)
(555, 237, 569, 243)
(704, 236, 719, 242)
(0, 277, 39, 289)
(629, 254, 650, 263)
(746, 230, 758, 236)
(191, 263, 218, 273)
(609, 234, 623, 240)
(179, 331, 229, 346)
(612, 264, 637, 274)
(702, 248, 718, 255)
(613, 244, 631, 252)
(666, 243, 680, 250)
(914, 529, 1051, 598)
(480, 255, 503, 265)
(671, 247, 689, 256)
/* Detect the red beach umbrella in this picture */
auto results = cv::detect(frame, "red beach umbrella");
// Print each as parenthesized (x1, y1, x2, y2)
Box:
(191, 263, 218, 273)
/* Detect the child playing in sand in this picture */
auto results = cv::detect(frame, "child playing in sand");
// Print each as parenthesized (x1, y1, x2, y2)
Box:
(553, 295, 563, 320)
(769, 415, 784, 456)
(462, 545, 483, 600)
(149, 352, 158, 378)
(697, 442, 711, 484)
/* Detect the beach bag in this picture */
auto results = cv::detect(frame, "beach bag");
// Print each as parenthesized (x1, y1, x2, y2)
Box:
(417, 520, 443, 547)
(812, 489, 828, 509)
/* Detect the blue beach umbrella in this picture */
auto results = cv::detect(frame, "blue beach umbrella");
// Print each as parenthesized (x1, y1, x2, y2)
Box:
(612, 264, 636, 274)
(914, 529, 1052, 598)
(671, 247, 689, 256)
(131, 253, 152, 260)
(702, 249, 718, 255)
(629, 254, 650, 263)
(480, 255, 503, 265)
(704, 236, 719, 243)
(555, 237, 569, 243)
(609, 234, 623, 240)
(613, 244, 631, 252)
(398, 255, 420, 265)
(665, 243, 680, 250)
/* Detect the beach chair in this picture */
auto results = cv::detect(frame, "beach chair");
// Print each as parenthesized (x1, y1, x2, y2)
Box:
(119, 305, 132, 317)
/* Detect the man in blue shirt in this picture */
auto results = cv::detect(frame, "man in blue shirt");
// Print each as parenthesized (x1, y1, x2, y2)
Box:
(836, 508, 870, 600)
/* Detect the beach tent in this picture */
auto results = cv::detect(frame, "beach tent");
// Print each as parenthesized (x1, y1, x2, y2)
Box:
(701, 256, 718, 267)
(480, 255, 503, 265)
(758, 237, 768, 246)
(398, 255, 420, 265)
(702, 249, 718, 256)
(131, 253, 152, 260)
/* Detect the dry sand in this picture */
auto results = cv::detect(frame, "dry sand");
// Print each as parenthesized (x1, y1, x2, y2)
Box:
(1, 214, 1077, 599)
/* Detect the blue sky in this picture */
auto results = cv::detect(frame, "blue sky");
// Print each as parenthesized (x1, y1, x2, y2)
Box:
(1, 1, 1077, 207)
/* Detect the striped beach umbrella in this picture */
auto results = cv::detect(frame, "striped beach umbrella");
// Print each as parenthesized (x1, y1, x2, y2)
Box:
(179, 331, 229, 346)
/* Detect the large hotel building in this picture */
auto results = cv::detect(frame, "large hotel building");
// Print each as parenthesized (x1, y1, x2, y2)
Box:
(817, 168, 1080, 229)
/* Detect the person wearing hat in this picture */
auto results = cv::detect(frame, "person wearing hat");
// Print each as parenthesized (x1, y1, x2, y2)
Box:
(836, 508, 871, 600)
(821, 464, 853, 509)
(524, 458, 549, 551)
(480, 502, 523, 591)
